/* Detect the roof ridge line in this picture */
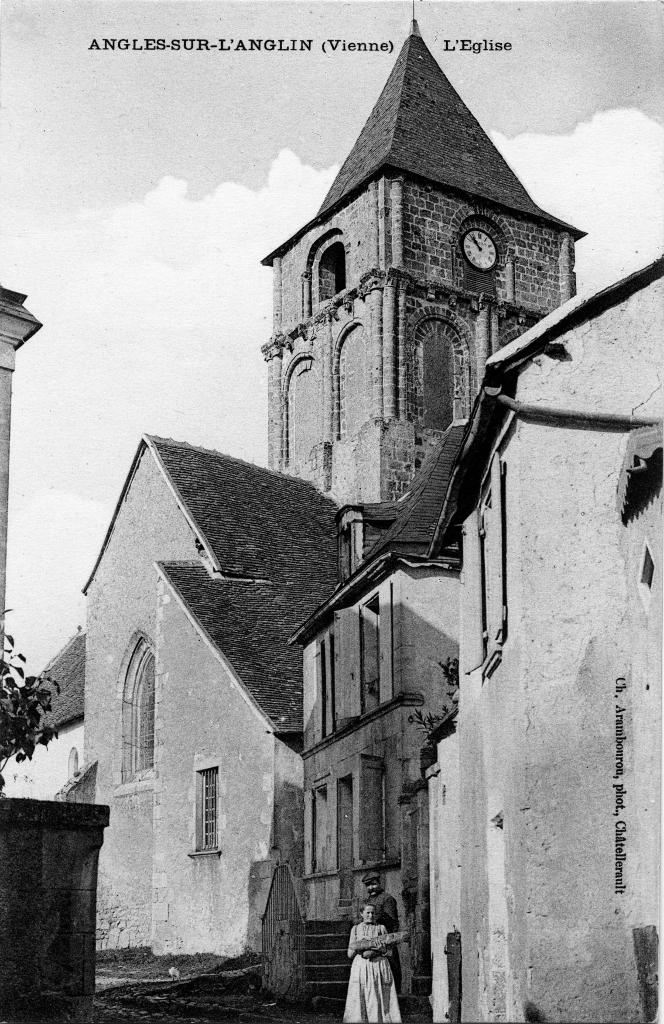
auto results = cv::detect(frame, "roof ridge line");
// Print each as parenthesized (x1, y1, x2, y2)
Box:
(146, 433, 340, 500)
(41, 628, 85, 675)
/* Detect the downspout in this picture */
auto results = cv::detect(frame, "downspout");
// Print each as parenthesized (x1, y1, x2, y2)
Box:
(488, 389, 662, 430)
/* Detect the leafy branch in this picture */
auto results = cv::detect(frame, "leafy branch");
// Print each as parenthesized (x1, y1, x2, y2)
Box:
(0, 633, 59, 794)
(408, 656, 459, 745)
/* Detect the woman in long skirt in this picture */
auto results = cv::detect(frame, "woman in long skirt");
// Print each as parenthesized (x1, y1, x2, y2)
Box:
(343, 904, 401, 1023)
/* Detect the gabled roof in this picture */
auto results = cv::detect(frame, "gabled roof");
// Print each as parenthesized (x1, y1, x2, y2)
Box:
(85, 436, 339, 732)
(42, 630, 86, 729)
(364, 423, 466, 560)
(264, 23, 581, 264)
(158, 562, 311, 732)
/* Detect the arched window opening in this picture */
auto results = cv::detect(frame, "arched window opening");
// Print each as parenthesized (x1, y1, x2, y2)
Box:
(338, 327, 371, 440)
(319, 241, 346, 302)
(416, 319, 472, 431)
(68, 747, 79, 779)
(285, 357, 318, 468)
(121, 638, 156, 781)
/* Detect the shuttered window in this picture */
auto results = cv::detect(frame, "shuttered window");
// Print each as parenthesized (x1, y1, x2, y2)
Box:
(358, 755, 385, 864)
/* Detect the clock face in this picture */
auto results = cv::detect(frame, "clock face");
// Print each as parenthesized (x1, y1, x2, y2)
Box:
(463, 230, 497, 271)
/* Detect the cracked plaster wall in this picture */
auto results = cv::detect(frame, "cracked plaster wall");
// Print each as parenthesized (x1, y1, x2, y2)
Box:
(455, 278, 662, 1022)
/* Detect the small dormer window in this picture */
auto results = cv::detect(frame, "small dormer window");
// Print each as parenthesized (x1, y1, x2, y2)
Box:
(319, 241, 346, 301)
(338, 510, 364, 581)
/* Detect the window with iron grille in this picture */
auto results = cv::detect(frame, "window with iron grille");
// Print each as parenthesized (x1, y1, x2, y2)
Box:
(121, 637, 156, 781)
(197, 767, 219, 851)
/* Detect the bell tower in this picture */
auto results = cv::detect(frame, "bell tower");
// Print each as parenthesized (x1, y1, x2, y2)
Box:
(262, 21, 583, 504)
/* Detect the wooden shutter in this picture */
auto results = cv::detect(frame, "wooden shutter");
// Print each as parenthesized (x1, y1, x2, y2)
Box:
(334, 608, 361, 724)
(358, 755, 385, 863)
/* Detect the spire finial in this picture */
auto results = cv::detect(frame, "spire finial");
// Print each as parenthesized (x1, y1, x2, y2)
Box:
(410, 17, 421, 37)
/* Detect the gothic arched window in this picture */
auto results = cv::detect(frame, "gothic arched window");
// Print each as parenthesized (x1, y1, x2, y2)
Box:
(415, 318, 472, 430)
(318, 241, 346, 302)
(121, 637, 155, 781)
(338, 326, 371, 440)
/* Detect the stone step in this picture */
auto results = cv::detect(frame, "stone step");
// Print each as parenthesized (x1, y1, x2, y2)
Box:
(304, 947, 351, 966)
(304, 931, 349, 951)
(304, 963, 351, 983)
(305, 919, 351, 934)
(305, 979, 349, 1000)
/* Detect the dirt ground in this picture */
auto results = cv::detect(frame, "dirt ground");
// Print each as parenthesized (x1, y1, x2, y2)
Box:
(93, 949, 432, 1023)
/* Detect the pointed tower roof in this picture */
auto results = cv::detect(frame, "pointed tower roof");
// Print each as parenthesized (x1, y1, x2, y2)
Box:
(263, 25, 581, 264)
(318, 26, 574, 226)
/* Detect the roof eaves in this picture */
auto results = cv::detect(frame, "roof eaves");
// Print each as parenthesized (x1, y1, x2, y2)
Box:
(155, 561, 277, 733)
(485, 254, 664, 382)
(430, 254, 664, 556)
(262, 165, 583, 268)
(82, 438, 149, 594)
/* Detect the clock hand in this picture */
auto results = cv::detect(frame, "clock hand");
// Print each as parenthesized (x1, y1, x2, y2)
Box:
(471, 235, 483, 252)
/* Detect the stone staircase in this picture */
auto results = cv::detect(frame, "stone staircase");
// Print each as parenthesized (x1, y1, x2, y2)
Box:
(303, 919, 351, 1003)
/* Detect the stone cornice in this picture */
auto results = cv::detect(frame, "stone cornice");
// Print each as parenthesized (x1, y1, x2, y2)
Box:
(271, 270, 545, 350)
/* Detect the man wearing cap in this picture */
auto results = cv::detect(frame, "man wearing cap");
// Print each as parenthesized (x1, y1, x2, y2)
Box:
(362, 872, 402, 992)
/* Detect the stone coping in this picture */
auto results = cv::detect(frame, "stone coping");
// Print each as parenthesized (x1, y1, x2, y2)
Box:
(0, 797, 109, 830)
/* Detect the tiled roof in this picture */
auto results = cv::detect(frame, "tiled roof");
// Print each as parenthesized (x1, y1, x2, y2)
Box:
(149, 437, 339, 581)
(42, 630, 85, 729)
(290, 425, 465, 646)
(364, 423, 466, 559)
(317, 27, 580, 235)
(159, 562, 315, 732)
(145, 439, 339, 731)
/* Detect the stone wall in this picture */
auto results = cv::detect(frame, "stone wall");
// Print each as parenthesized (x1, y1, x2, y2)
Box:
(85, 446, 200, 949)
(264, 173, 570, 504)
(150, 579, 292, 955)
(455, 277, 663, 1022)
(402, 180, 570, 312)
(0, 798, 108, 1022)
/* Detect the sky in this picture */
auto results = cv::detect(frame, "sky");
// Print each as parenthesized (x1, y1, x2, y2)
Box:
(1, 0, 663, 671)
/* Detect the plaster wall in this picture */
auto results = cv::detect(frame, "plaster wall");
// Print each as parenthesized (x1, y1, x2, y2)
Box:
(302, 566, 460, 990)
(455, 279, 663, 1022)
(620, 489, 661, 933)
(428, 729, 461, 1023)
(151, 583, 290, 954)
(4, 719, 84, 800)
(84, 448, 199, 948)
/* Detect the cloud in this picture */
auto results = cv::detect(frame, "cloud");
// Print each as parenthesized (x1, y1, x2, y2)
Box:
(6, 489, 108, 673)
(493, 108, 664, 294)
(3, 150, 337, 664)
(3, 112, 663, 665)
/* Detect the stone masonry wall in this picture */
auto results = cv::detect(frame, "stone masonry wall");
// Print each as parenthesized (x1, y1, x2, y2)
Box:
(402, 179, 570, 312)
(266, 174, 570, 504)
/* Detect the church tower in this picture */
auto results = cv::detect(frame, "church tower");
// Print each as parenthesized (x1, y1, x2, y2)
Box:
(262, 22, 583, 503)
